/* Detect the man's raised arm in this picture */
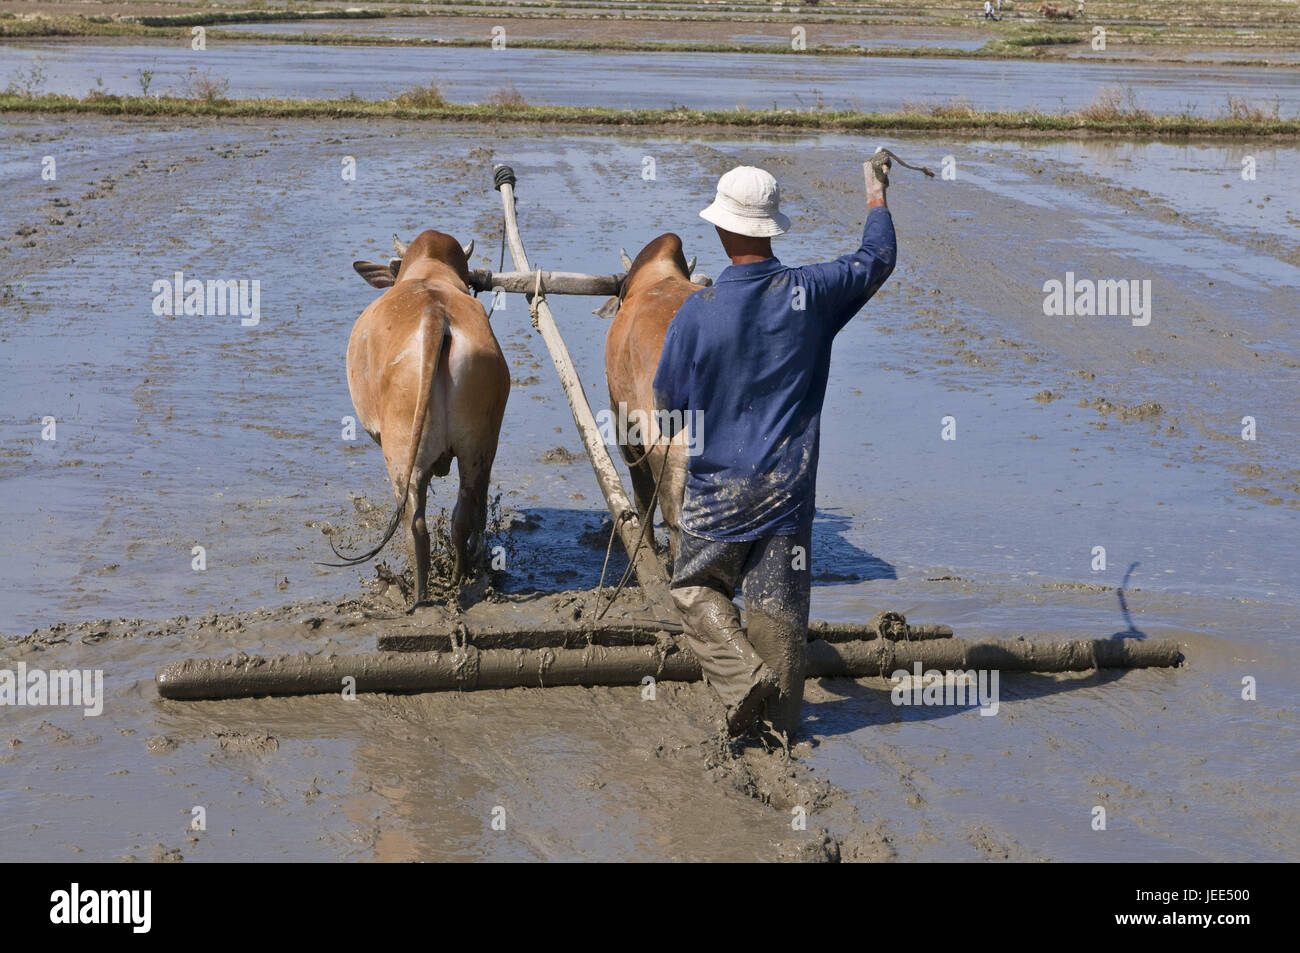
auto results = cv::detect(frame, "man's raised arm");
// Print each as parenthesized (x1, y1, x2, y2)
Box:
(804, 154, 898, 332)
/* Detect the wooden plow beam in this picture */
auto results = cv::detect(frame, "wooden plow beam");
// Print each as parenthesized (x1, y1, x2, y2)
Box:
(491, 164, 672, 608)
(156, 632, 1184, 700)
(373, 618, 957, 653)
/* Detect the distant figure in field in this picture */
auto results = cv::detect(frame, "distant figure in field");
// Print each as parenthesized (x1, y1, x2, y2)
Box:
(983, 0, 1001, 19)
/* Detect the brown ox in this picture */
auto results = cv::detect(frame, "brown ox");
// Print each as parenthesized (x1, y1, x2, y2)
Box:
(1039, 3, 1075, 18)
(598, 233, 703, 559)
(331, 229, 509, 606)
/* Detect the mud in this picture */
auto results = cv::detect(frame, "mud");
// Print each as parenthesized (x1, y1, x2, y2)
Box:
(1, 116, 1297, 861)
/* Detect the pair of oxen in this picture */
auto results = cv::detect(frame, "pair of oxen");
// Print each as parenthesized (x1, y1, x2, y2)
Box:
(336, 229, 697, 606)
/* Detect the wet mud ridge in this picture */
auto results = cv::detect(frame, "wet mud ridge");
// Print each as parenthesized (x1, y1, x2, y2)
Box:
(4, 586, 923, 861)
(5, 579, 1182, 862)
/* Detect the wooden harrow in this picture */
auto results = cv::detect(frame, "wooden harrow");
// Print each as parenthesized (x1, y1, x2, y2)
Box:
(155, 165, 1182, 701)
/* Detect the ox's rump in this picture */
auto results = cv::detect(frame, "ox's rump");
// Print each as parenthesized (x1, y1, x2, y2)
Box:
(434, 316, 510, 477)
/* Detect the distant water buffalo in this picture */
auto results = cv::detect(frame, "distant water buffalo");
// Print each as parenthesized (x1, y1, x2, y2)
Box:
(333, 230, 509, 605)
(1040, 3, 1076, 19)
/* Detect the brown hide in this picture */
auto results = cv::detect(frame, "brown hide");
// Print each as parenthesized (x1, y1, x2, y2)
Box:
(602, 233, 703, 558)
(341, 229, 510, 603)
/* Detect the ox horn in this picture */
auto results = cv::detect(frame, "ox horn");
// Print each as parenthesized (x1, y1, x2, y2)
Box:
(462, 239, 475, 259)
(392, 234, 408, 258)
(620, 248, 632, 270)
(686, 256, 696, 275)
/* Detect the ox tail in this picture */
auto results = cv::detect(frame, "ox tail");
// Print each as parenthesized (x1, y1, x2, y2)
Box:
(322, 301, 447, 568)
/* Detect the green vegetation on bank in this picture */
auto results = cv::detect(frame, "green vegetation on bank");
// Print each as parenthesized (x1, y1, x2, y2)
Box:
(131, 10, 387, 28)
(2, 90, 1295, 139)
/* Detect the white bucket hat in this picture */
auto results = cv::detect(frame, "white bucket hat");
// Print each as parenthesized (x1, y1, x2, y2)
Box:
(700, 166, 790, 238)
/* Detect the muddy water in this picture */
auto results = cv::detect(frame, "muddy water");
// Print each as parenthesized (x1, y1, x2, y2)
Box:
(214, 17, 1300, 63)
(4, 41, 1299, 113)
(215, 17, 991, 51)
(1064, 46, 1300, 65)
(1, 117, 1297, 860)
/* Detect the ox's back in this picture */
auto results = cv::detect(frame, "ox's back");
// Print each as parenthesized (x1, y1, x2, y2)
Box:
(604, 233, 701, 427)
(602, 233, 702, 556)
(347, 236, 508, 466)
(333, 228, 509, 601)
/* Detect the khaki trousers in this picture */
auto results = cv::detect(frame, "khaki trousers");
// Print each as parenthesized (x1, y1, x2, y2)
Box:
(669, 527, 812, 736)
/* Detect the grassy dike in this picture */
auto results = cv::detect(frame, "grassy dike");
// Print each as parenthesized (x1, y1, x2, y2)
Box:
(3, 92, 1297, 139)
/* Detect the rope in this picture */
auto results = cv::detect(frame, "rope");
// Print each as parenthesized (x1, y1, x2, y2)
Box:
(595, 435, 671, 621)
(492, 165, 517, 191)
(869, 147, 936, 188)
(528, 267, 543, 330)
(621, 428, 664, 469)
(595, 510, 633, 594)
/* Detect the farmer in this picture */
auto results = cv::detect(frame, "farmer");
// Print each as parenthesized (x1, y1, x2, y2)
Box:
(653, 158, 895, 741)
(983, 0, 1001, 19)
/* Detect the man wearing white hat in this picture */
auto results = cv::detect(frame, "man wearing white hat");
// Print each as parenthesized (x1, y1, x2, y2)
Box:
(653, 156, 896, 741)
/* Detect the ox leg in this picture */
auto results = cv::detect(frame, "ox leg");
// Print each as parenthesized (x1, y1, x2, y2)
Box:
(627, 456, 659, 544)
(657, 445, 687, 566)
(409, 474, 432, 608)
(452, 455, 491, 586)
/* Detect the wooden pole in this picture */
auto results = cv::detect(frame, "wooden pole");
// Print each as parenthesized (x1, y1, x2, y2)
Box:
(492, 164, 672, 607)
(467, 269, 711, 296)
(469, 269, 624, 297)
(155, 636, 1183, 701)
(375, 619, 957, 653)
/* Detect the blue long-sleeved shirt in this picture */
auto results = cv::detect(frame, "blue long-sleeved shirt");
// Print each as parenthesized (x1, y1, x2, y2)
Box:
(652, 207, 896, 541)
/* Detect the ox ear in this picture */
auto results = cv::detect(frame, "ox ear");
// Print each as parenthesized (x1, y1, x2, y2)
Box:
(594, 296, 621, 320)
(353, 260, 395, 289)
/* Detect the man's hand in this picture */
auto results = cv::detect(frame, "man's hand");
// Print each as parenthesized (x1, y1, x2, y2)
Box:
(864, 150, 890, 210)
